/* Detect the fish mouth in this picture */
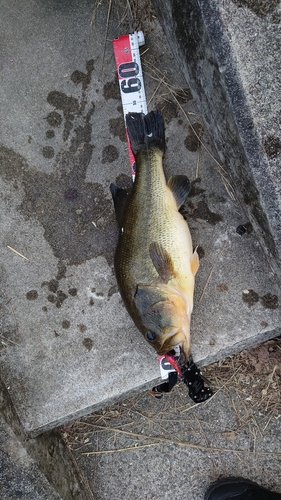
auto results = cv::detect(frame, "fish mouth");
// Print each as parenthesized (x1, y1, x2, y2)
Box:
(157, 330, 187, 356)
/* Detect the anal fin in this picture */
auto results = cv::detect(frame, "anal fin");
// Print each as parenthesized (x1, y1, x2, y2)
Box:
(190, 248, 199, 276)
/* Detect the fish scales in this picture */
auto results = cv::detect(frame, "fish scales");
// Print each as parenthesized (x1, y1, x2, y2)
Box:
(111, 111, 199, 362)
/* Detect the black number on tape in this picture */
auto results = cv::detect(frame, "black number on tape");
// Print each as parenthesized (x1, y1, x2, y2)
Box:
(160, 358, 172, 371)
(121, 78, 141, 94)
(118, 61, 139, 78)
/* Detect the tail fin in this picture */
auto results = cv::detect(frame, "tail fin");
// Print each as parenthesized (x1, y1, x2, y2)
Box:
(126, 111, 165, 155)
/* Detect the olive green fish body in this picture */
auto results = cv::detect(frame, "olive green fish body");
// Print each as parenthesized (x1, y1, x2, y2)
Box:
(111, 111, 199, 361)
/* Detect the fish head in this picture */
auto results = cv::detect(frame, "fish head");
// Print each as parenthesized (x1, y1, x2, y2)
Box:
(134, 283, 191, 360)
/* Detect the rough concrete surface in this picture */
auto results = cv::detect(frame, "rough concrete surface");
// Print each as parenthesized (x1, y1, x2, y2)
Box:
(0, 0, 280, 499)
(0, 415, 62, 500)
(153, 0, 281, 282)
(0, 0, 280, 442)
(69, 342, 281, 500)
(0, 379, 92, 500)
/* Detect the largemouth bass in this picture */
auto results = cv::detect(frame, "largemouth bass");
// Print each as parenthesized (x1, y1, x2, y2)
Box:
(110, 111, 199, 364)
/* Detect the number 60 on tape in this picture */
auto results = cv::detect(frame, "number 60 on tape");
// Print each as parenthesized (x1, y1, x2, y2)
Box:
(113, 31, 148, 179)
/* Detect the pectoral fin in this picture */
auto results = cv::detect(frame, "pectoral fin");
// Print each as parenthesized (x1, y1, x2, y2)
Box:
(149, 242, 176, 283)
(110, 183, 131, 227)
(167, 175, 190, 208)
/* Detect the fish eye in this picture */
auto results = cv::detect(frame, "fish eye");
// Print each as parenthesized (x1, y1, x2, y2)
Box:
(146, 331, 156, 341)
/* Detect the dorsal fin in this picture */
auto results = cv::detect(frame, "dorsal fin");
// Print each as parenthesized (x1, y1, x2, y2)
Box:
(110, 183, 131, 227)
(167, 175, 190, 208)
(149, 242, 176, 283)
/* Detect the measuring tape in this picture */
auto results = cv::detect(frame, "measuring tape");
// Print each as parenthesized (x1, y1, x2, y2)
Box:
(113, 31, 148, 179)
(158, 344, 181, 380)
(113, 32, 177, 382)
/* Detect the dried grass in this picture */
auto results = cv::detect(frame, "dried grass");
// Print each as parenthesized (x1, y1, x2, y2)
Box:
(204, 338, 281, 435)
(62, 339, 281, 460)
(91, 0, 234, 198)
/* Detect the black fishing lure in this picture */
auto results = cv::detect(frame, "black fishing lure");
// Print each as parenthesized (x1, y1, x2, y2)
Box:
(181, 355, 213, 403)
(152, 354, 212, 403)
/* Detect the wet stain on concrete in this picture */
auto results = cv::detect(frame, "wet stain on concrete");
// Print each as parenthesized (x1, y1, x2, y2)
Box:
(154, 86, 192, 123)
(182, 199, 223, 225)
(109, 117, 127, 142)
(44, 279, 59, 293)
(115, 173, 132, 190)
(42, 146, 55, 159)
(192, 200, 223, 225)
(41, 272, 79, 308)
(47, 90, 80, 112)
(47, 291, 68, 308)
(2, 106, 117, 266)
(260, 293, 278, 309)
(71, 60, 95, 92)
(188, 178, 206, 197)
(103, 76, 120, 101)
(180, 178, 223, 226)
(41, 280, 56, 293)
(242, 289, 259, 307)
(62, 320, 70, 329)
(0, 62, 118, 267)
(217, 284, 228, 292)
(231, 0, 279, 17)
(0, 60, 122, 271)
(26, 290, 38, 300)
(56, 261, 67, 280)
(79, 324, 87, 333)
(46, 111, 62, 128)
(242, 290, 259, 307)
(242, 289, 278, 309)
(156, 99, 179, 124)
(263, 135, 281, 158)
(47, 91, 80, 142)
(46, 130, 55, 139)
(209, 193, 227, 204)
(184, 123, 204, 152)
(102, 145, 119, 163)
(83, 337, 93, 350)
(0, 146, 29, 182)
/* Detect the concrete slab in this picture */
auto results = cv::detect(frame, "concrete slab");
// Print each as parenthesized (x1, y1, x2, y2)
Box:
(0, 379, 93, 500)
(153, 0, 281, 281)
(0, 0, 280, 438)
(71, 348, 281, 500)
(0, 415, 62, 500)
